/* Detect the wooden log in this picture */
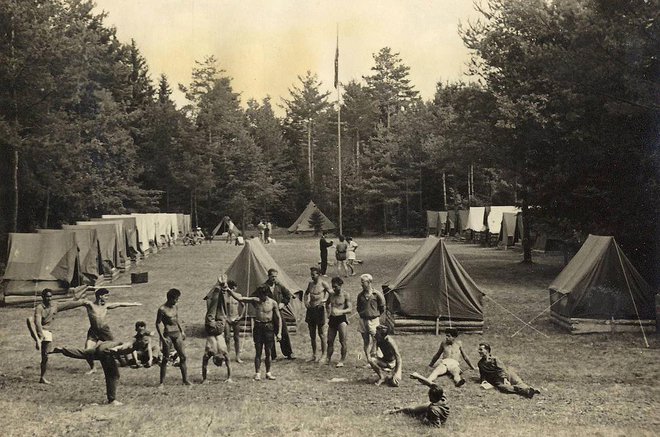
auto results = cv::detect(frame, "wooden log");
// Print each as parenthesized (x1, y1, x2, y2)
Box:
(550, 311, 655, 334)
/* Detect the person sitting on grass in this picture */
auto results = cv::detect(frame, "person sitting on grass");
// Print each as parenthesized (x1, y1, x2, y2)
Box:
(477, 343, 540, 399)
(426, 328, 475, 387)
(387, 372, 450, 427)
(226, 280, 282, 381)
(130, 320, 160, 367)
(369, 324, 402, 387)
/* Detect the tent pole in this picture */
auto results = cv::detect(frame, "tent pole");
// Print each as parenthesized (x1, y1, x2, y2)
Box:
(435, 317, 439, 336)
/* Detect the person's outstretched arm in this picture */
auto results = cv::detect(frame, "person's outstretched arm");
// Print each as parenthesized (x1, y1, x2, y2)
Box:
(107, 302, 142, 309)
(227, 287, 258, 303)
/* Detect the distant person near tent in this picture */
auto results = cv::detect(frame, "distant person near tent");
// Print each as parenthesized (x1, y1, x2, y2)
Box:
(304, 267, 332, 362)
(264, 220, 272, 243)
(257, 220, 266, 242)
(30, 288, 86, 384)
(426, 328, 475, 387)
(226, 283, 282, 381)
(319, 232, 333, 275)
(335, 235, 349, 277)
(477, 343, 540, 398)
(346, 236, 359, 276)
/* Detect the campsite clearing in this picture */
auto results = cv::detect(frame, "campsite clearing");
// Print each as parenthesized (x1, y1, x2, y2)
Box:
(0, 237, 657, 436)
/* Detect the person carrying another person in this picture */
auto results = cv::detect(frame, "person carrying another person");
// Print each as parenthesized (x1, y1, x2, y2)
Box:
(356, 273, 385, 362)
(226, 280, 282, 381)
(303, 267, 331, 362)
(387, 372, 450, 427)
(369, 324, 402, 387)
(477, 342, 541, 398)
(325, 276, 352, 368)
(425, 328, 475, 387)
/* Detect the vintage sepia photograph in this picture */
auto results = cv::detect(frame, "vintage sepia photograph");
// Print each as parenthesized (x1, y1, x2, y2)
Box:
(0, 0, 658, 435)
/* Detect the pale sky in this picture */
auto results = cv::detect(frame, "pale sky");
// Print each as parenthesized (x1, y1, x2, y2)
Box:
(93, 0, 482, 113)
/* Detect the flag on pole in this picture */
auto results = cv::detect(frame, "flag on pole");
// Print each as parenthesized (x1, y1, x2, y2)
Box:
(334, 32, 339, 89)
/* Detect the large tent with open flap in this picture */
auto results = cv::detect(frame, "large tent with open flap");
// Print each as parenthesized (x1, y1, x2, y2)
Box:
(287, 201, 335, 233)
(224, 239, 304, 325)
(548, 234, 656, 334)
(383, 236, 486, 333)
(65, 223, 119, 278)
(39, 228, 101, 284)
(1, 232, 83, 305)
(101, 215, 140, 258)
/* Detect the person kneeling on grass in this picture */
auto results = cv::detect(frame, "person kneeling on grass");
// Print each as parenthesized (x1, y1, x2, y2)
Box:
(387, 372, 450, 427)
(477, 343, 540, 399)
(226, 281, 282, 381)
(426, 328, 475, 387)
(129, 320, 160, 367)
(369, 324, 402, 387)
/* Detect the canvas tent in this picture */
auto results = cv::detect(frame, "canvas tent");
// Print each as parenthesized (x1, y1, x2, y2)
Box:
(212, 216, 238, 238)
(225, 239, 304, 325)
(499, 212, 521, 246)
(457, 210, 469, 233)
(466, 207, 487, 233)
(130, 213, 152, 255)
(383, 236, 486, 333)
(487, 206, 519, 235)
(548, 235, 655, 334)
(66, 223, 119, 279)
(426, 211, 441, 236)
(101, 215, 140, 259)
(80, 220, 126, 269)
(533, 233, 563, 252)
(1, 232, 83, 305)
(39, 228, 100, 284)
(288, 201, 335, 233)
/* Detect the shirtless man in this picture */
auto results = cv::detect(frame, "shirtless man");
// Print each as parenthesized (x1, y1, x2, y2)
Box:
(156, 288, 191, 386)
(325, 277, 352, 368)
(81, 288, 141, 373)
(303, 267, 331, 362)
(369, 324, 402, 387)
(201, 276, 232, 383)
(31, 288, 86, 384)
(426, 328, 475, 387)
(226, 281, 282, 381)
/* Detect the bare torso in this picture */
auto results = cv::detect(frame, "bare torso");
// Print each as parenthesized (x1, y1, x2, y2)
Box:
(251, 298, 277, 322)
(441, 340, 463, 361)
(85, 302, 109, 331)
(328, 291, 350, 316)
(306, 279, 329, 308)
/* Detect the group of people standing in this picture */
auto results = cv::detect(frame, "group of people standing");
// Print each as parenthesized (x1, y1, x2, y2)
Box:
(29, 255, 540, 427)
(319, 232, 359, 277)
(257, 220, 273, 244)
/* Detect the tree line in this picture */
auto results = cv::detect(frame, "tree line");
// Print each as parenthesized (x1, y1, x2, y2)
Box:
(0, 0, 657, 283)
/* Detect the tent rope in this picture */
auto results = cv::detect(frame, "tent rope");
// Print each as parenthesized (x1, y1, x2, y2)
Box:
(511, 292, 567, 337)
(483, 293, 548, 337)
(442, 248, 452, 328)
(614, 245, 649, 348)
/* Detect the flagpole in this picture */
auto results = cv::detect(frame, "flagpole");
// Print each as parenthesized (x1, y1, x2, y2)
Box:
(336, 25, 343, 236)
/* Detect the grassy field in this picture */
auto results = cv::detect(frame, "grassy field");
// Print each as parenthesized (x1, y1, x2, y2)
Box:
(0, 235, 658, 436)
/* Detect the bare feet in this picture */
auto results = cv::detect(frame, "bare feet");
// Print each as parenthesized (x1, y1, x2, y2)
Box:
(199, 379, 208, 385)
(235, 357, 243, 364)
(315, 355, 324, 363)
(265, 372, 276, 380)
(108, 400, 123, 406)
(224, 378, 233, 383)
(306, 356, 316, 363)
(335, 362, 345, 368)
(39, 378, 51, 385)
(374, 378, 385, 386)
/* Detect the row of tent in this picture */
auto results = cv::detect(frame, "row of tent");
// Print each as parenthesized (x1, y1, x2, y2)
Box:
(0, 213, 192, 306)
(224, 233, 655, 336)
(383, 234, 655, 335)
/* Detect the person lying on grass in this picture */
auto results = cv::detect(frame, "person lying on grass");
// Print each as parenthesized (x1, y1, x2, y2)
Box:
(226, 280, 282, 381)
(477, 343, 541, 399)
(387, 372, 450, 427)
(426, 328, 475, 387)
(369, 324, 402, 387)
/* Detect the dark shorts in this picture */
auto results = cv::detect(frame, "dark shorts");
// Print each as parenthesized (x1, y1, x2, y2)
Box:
(253, 321, 275, 345)
(87, 325, 114, 342)
(205, 319, 226, 336)
(328, 315, 348, 330)
(305, 305, 326, 326)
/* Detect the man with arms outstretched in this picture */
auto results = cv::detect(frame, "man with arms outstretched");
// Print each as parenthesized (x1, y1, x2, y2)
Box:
(226, 280, 282, 381)
(81, 288, 141, 374)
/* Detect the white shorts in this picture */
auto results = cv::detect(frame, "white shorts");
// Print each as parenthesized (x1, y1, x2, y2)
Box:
(357, 318, 380, 335)
(42, 330, 53, 342)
